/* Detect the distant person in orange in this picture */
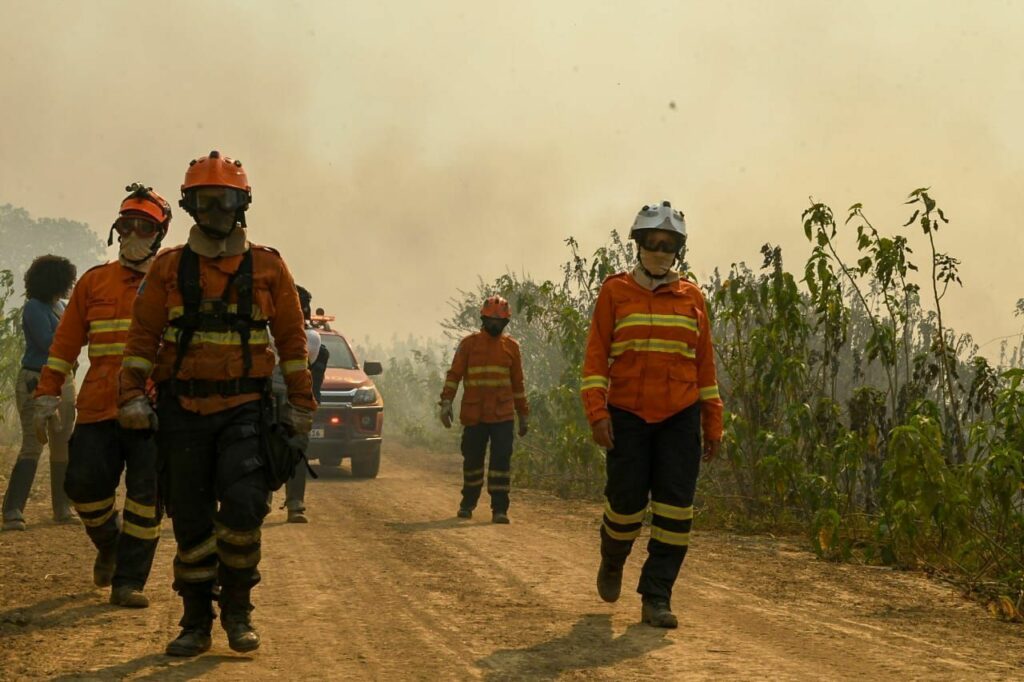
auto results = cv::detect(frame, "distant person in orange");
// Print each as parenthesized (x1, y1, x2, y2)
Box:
(439, 296, 529, 524)
(32, 184, 172, 608)
(1, 256, 77, 531)
(118, 151, 314, 657)
(581, 201, 723, 628)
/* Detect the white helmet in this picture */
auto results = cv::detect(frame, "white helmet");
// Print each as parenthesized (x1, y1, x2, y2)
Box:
(629, 200, 687, 240)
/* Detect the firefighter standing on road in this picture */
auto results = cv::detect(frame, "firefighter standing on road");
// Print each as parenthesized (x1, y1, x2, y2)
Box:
(117, 151, 314, 656)
(32, 185, 172, 606)
(581, 201, 723, 628)
(440, 296, 529, 524)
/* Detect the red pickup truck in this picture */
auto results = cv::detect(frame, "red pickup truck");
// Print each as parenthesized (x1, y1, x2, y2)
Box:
(309, 327, 384, 478)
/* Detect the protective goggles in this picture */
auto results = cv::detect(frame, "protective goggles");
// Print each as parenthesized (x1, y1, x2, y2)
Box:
(639, 233, 685, 253)
(191, 187, 249, 212)
(113, 216, 162, 238)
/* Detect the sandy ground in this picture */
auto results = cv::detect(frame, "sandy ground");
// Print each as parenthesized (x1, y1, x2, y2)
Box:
(1, 443, 1022, 681)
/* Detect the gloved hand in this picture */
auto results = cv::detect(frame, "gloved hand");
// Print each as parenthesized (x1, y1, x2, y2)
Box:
(32, 395, 62, 444)
(591, 418, 614, 449)
(518, 414, 529, 437)
(118, 395, 158, 431)
(439, 399, 453, 429)
(281, 402, 315, 437)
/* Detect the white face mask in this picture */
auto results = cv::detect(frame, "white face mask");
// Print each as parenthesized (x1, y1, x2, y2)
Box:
(639, 248, 676, 277)
(119, 234, 155, 263)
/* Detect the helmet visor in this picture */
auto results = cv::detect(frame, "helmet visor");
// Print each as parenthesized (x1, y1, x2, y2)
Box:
(192, 187, 248, 212)
(114, 215, 161, 238)
(638, 229, 685, 254)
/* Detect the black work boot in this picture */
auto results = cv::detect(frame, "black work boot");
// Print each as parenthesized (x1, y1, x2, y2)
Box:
(165, 597, 214, 657)
(286, 509, 308, 524)
(491, 511, 510, 525)
(221, 590, 260, 653)
(456, 507, 473, 519)
(597, 558, 624, 603)
(2, 459, 38, 530)
(110, 586, 150, 608)
(93, 542, 118, 587)
(49, 461, 77, 524)
(641, 596, 678, 629)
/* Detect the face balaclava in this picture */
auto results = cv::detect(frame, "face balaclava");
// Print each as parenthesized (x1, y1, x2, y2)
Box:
(196, 206, 238, 240)
(638, 247, 677, 278)
(187, 224, 249, 258)
(482, 318, 509, 337)
(119, 234, 159, 272)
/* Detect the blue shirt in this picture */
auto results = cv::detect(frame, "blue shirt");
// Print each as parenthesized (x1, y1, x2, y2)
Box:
(21, 298, 64, 371)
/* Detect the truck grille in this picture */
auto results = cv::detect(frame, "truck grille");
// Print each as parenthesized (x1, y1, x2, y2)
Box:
(320, 389, 357, 404)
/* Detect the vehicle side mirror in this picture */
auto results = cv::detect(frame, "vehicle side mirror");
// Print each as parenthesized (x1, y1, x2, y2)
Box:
(363, 361, 383, 376)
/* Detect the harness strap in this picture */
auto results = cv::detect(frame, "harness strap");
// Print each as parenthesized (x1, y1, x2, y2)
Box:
(170, 247, 263, 382)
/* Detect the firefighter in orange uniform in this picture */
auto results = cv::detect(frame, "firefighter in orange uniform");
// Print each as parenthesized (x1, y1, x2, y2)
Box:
(33, 184, 172, 607)
(581, 201, 723, 628)
(439, 296, 529, 524)
(117, 151, 314, 657)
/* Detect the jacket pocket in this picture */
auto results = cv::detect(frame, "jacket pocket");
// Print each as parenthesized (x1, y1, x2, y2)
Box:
(668, 362, 698, 406)
(494, 394, 515, 421)
(608, 359, 643, 409)
(459, 395, 483, 425)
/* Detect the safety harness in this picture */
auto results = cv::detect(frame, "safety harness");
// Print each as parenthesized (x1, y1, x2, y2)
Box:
(164, 245, 270, 398)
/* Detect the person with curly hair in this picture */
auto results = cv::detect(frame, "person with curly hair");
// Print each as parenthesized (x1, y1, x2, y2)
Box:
(2, 255, 78, 531)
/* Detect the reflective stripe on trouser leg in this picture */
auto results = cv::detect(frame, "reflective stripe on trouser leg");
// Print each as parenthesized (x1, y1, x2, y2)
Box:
(65, 421, 125, 552)
(174, 534, 218, 586)
(637, 403, 702, 600)
(113, 427, 162, 590)
(460, 424, 489, 510)
(73, 496, 120, 549)
(602, 407, 655, 565)
(215, 522, 261, 570)
(485, 421, 514, 513)
(600, 499, 647, 563)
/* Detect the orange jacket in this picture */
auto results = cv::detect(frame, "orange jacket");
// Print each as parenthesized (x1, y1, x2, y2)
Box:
(440, 331, 529, 426)
(35, 262, 143, 424)
(581, 272, 724, 440)
(118, 244, 314, 415)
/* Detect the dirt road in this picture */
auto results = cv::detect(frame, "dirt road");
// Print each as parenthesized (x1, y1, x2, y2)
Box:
(1, 444, 1022, 680)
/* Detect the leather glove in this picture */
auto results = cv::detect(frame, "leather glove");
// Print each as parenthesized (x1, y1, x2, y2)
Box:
(439, 399, 453, 429)
(281, 402, 315, 437)
(33, 395, 61, 445)
(118, 395, 158, 431)
(517, 414, 529, 437)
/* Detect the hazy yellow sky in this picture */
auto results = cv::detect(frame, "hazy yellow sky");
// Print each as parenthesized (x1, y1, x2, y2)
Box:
(2, 0, 1022, 355)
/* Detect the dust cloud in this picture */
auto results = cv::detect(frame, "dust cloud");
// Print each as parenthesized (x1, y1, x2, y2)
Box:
(1, 0, 1022, 351)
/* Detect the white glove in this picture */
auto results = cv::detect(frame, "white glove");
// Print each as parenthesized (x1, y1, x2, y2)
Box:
(33, 395, 61, 445)
(439, 400, 453, 429)
(118, 396, 158, 431)
(281, 402, 315, 437)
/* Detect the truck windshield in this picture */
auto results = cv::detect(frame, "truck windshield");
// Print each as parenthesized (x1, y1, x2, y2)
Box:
(320, 333, 358, 370)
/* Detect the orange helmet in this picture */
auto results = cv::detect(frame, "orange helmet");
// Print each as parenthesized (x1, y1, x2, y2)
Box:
(179, 150, 252, 226)
(181, 150, 251, 193)
(108, 183, 172, 248)
(481, 295, 511, 319)
(119, 185, 172, 226)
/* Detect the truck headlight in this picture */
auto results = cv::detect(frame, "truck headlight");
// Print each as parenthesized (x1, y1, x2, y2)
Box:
(353, 387, 377, 405)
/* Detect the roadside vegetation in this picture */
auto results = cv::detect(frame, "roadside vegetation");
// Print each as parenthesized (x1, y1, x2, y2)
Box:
(366, 189, 1024, 619)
